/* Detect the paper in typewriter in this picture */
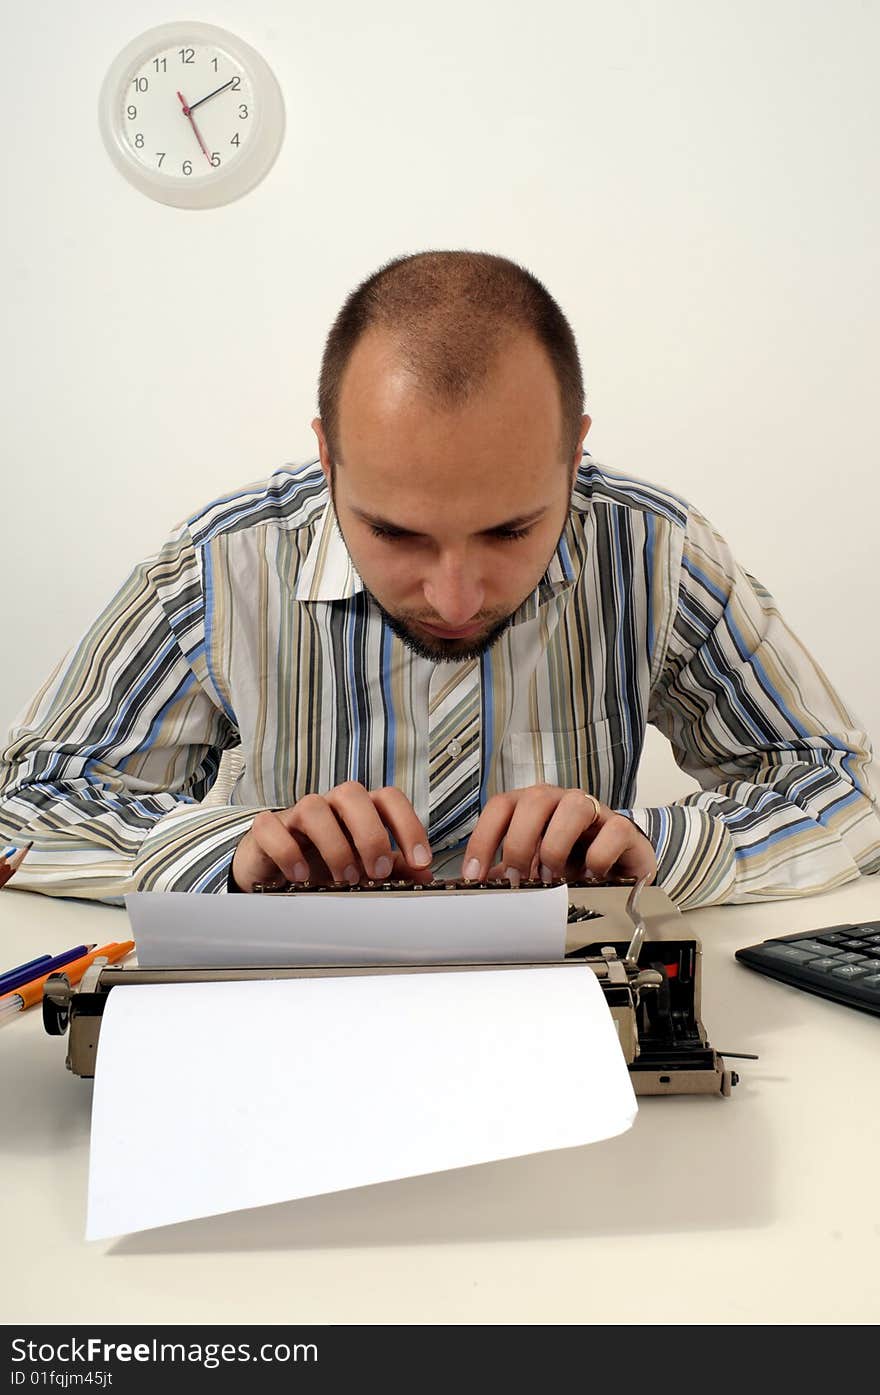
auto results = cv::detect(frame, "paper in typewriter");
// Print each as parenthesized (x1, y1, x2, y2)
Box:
(125, 883, 569, 966)
(86, 966, 637, 1239)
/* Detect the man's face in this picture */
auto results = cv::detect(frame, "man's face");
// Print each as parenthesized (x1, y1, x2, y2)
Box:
(312, 329, 590, 662)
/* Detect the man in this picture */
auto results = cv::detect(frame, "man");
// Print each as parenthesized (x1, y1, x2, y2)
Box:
(1, 251, 878, 906)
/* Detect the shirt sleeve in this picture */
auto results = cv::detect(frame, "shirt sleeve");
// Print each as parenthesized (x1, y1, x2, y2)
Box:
(624, 506, 880, 908)
(0, 525, 256, 900)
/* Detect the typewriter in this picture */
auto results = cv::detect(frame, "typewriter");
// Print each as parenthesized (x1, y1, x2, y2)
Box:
(43, 876, 739, 1096)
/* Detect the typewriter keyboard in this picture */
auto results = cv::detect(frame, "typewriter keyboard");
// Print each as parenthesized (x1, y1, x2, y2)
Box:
(735, 920, 880, 1017)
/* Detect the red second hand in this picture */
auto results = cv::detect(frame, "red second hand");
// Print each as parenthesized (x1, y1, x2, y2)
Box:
(176, 90, 212, 164)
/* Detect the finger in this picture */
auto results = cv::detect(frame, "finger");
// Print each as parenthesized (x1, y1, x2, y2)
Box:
(323, 781, 403, 880)
(461, 792, 519, 880)
(287, 794, 360, 883)
(234, 811, 312, 891)
(538, 789, 603, 879)
(388, 850, 433, 883)
(496, 786, 566, 882)
(582, 816, 657, 882)
(484, 860, 539, 885)
(369, 787, 433, 875)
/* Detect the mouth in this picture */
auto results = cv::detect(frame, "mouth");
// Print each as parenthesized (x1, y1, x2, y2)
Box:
(418, 619, 487, 639)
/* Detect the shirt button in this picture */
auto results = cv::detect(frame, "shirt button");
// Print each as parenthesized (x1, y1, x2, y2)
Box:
(446, 738, 462, 759)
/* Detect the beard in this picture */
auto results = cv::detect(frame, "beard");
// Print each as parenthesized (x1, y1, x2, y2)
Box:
(371, 597, 516, 662)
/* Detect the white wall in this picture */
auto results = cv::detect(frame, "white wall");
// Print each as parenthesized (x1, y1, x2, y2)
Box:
(2, 0, 878, 803)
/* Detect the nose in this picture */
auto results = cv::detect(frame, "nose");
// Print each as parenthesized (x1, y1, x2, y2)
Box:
(423, 551, 485, 627)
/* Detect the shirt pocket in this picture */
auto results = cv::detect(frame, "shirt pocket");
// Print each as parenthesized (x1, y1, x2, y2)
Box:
(507, 717, 624, 795)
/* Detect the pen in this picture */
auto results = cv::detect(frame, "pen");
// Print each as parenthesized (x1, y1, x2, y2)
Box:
(0, 940, 135, 1022)
(0, 842, 33, 890)
(0, 953, 53, 995)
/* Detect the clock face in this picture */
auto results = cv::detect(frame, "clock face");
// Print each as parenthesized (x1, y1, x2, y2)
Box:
(122, 43, 255, 182)
(99, 24, 285, 208)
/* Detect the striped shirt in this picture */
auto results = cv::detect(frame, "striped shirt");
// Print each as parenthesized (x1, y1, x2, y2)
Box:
(1, 457, 878, 907)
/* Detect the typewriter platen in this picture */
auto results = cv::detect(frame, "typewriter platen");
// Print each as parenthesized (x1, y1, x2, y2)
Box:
(43, 877, 739, 1096)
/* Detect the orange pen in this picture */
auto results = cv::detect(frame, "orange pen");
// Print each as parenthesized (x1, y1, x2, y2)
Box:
(0, 940, 135, 1019)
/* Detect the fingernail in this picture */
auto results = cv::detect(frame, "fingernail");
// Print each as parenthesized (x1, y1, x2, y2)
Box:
(292, 861, 309, 883)
(343, 863, 359, 884)
(504, 867, 521, 889)
(411, 843, 431, 867)
(464, 858, 481, 881)
(540, 863, 554, 884)
(373, 855, 393, 879)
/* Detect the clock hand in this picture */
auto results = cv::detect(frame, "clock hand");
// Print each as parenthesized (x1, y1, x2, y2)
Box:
(176, 89, 212, 164)
(187, 78, 236, 115)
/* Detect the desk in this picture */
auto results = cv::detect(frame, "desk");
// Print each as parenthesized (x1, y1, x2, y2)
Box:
(1, 880, 879, 1325)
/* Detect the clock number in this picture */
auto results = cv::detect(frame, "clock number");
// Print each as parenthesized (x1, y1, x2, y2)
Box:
(156, 153, 165, 168)
(238, 104, 249, 119)
(153, 56, 167, 73)
(231, 76, 241, 91)
(230, 133, 240, 147)
(182, 159, 193, 176)
(211, 57, 219, 71)
(134, 133, 144, 148)
(179, 48, 195, 64)
(127, 105, 137, 120)
(132, 77, 148, 92)
(211, 152, 221, 166)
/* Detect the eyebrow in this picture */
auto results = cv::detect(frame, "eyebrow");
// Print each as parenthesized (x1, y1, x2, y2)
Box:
(351, 507, 549, 537)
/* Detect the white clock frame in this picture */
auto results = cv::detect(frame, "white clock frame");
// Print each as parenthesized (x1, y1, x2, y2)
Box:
(98, 22, 285, 209)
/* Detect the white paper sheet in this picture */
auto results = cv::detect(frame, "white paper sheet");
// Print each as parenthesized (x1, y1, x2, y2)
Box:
(86, 965, 637, 1239)
(125, 884, 568, 967)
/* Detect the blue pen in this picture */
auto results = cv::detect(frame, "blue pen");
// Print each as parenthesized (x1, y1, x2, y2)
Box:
(0, 944, 92, 998)
(0, 954, 53, 995)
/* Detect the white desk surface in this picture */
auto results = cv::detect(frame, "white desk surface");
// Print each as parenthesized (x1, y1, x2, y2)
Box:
(1, 879, 878, 1326)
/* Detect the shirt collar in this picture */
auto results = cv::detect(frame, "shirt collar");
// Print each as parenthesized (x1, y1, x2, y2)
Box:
(295, 498, 365, 602)
(295, 498, 581, 611)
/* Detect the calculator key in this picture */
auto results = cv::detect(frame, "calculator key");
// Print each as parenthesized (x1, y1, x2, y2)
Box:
(861, 975, 880, 989)
(819, 932, 852, 944)
(758, 948, 814, 959)
(804, 958, 843, 972)
(831, 964, 873, 979)
(833, 952, 865, 964)
(759, 944, 814, 962)
(792, 939, 841, 956)
(840, 940, 871, 951)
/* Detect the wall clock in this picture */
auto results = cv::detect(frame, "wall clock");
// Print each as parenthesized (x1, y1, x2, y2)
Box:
(98, 22, 285, 208)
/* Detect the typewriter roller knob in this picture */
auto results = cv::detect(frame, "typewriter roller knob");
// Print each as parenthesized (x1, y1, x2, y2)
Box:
(632, 969, 664, 991)
(42, 972, 72, 1036)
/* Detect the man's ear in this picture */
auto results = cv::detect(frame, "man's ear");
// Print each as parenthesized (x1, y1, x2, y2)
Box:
(571, 414, 592, 485)
(311, 417, 332, 485)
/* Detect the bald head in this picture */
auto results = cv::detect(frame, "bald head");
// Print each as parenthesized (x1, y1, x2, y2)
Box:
(333, 325, 568, 480)
(317, 250, 585, 467)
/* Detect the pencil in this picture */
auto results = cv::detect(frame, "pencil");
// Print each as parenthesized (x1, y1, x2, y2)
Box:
(0, 842, 34, 890)
(0, 939, 135, 1021)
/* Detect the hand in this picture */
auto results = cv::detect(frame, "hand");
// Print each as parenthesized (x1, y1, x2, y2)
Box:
(186, 78, 235, 115)
(230, 782, 434, 892)
(176, 89, 211, 164)
(460, 785, 657, 886)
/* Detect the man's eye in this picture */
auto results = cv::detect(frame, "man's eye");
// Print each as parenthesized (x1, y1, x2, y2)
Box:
(491, 526, 533, 542)
(369, 525, 407, 541)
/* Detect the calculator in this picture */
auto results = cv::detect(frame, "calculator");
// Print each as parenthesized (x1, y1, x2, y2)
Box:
(735, 920, 880, 1017)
